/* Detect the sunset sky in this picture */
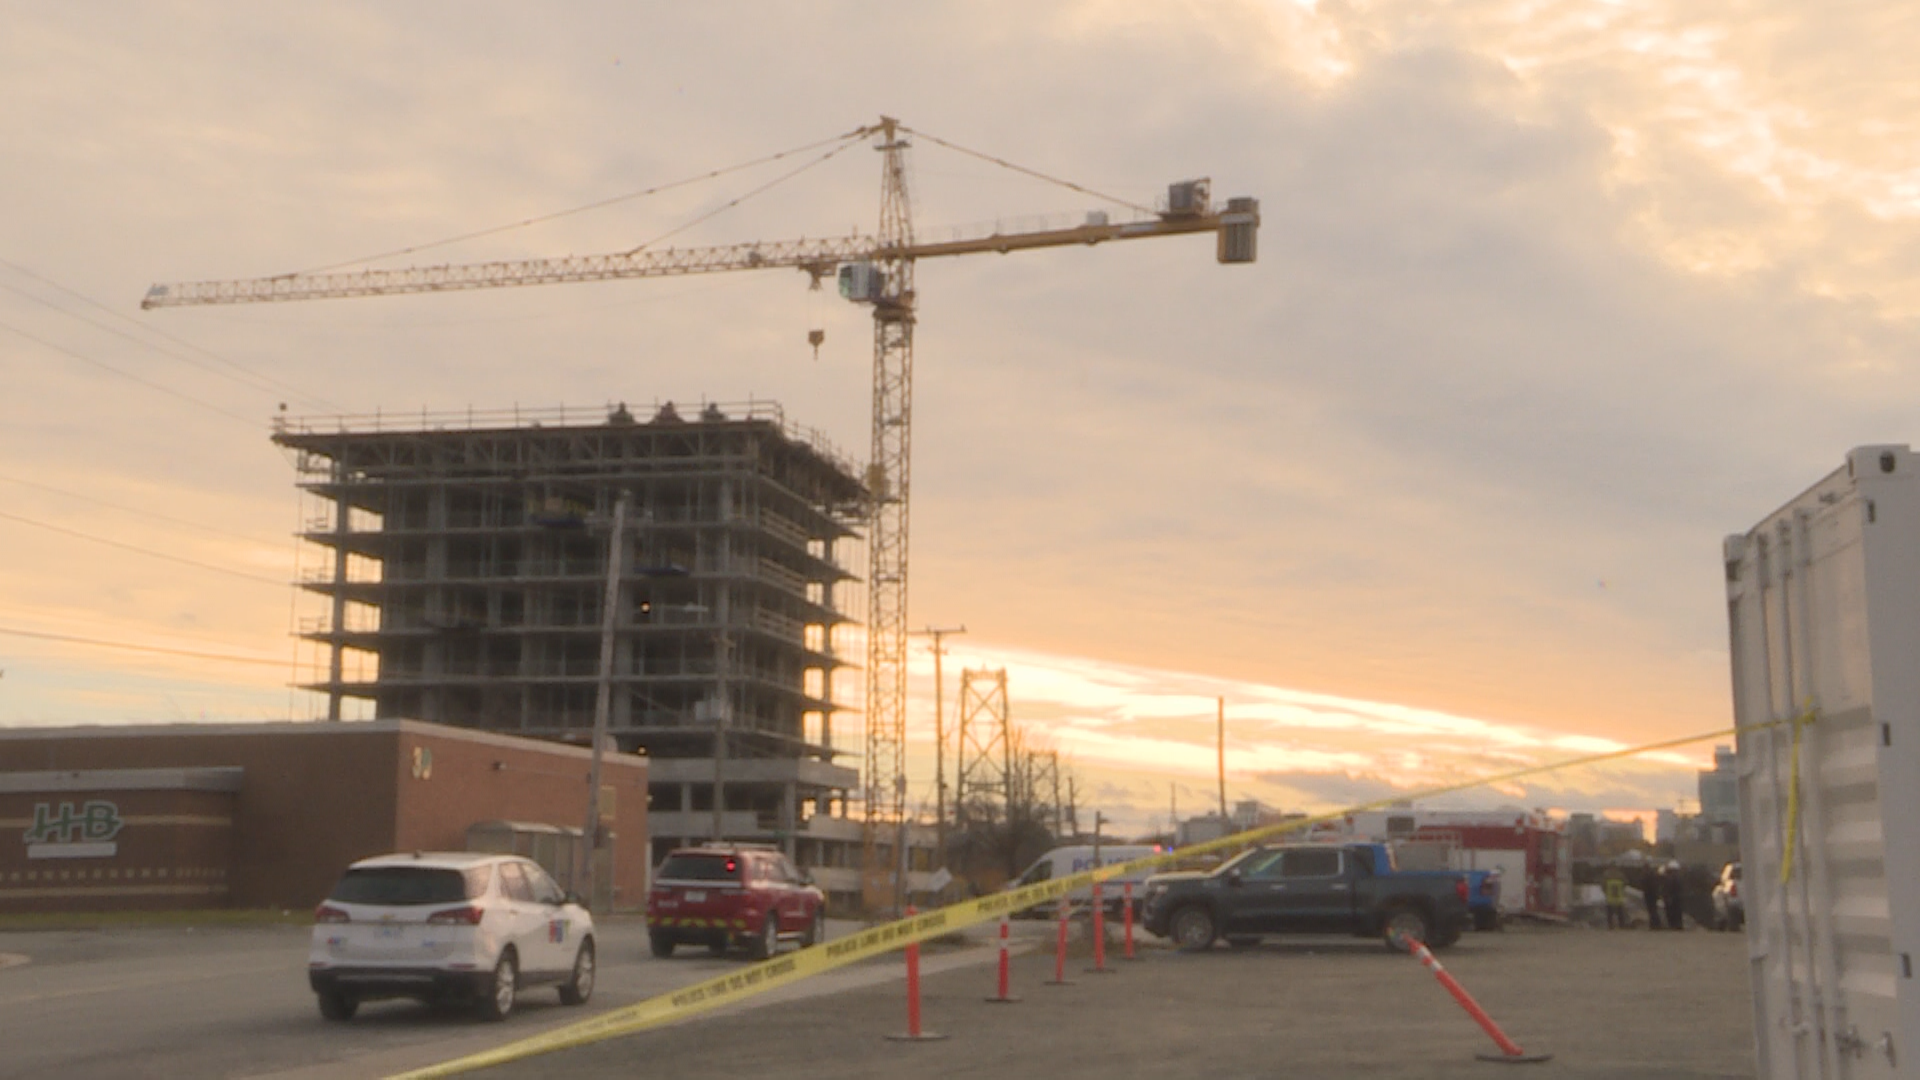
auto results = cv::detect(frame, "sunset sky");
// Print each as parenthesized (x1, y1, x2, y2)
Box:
(3, 2, 1912, 832)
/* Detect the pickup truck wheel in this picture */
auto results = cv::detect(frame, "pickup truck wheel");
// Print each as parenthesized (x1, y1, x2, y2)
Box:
(749, 915, 778, 960)
(1383, 907, 1430, 952)
(1171, 907, 1217, 952)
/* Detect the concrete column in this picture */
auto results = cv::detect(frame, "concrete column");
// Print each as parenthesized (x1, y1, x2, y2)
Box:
(327, 467, 350, 721)
(420, 487, 450, 722)
(781, 780, 798, 858)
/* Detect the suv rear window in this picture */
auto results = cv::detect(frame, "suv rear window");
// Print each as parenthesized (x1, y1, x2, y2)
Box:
(330, 866, 488, 905)
(657, 852, 746, 882)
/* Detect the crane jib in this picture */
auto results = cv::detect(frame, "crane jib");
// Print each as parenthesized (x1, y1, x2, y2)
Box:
(141, 202, 1257, 309)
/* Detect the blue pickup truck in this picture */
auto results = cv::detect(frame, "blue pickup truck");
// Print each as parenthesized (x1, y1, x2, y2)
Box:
(1141, 841, 1476, 951)
(1405, 865, 1501, 930)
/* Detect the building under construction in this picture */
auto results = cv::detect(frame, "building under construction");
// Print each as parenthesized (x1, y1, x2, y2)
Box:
(274, 400, 876, 898)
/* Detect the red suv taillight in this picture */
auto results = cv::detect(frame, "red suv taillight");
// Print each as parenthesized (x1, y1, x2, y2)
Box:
(1456, 879, 1469, 902)
(427, 905, 485, 926)
(314, 904, 350, 924)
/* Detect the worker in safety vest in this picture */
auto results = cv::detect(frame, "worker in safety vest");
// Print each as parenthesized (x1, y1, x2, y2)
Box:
(1602, 868, 1629, 929)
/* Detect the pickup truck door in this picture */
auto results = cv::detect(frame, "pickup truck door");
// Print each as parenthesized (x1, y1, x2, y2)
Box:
(1276, 848, 1353, 933)
(1227, 849, 1293, 932)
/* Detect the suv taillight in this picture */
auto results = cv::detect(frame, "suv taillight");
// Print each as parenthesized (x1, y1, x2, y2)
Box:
(427, 905, 485, 926)
(314, 904, 350, 924)
(1455, 879, 1469, 902)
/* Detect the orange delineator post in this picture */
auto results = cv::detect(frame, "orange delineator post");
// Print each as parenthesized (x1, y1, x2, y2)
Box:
(985, 913, 1020, 1003)
(1122, 882, 1137, 960)
(1045, 896, 1073, 985)
(886, 905, 949, 1042)
(1396, 933, 1548, 1064)
(1089, 882, 1109, 972)
(905, 906, 924, 1036)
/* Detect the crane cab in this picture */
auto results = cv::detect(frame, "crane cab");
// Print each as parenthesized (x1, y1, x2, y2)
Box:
(837, 262, 886, 303)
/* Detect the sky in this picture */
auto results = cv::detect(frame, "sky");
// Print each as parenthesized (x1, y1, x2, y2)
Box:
(2, 1, 1914, 833)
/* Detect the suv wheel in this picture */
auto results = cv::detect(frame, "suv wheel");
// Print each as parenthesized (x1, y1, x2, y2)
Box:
(1171, 906, 1216, 952)
(801, 909, 826, 947)
(559, 938, 595, 1006)
(476, 950, 517, 1021)
(749, 915, 779, 960)
(316, 989, 358, 1021)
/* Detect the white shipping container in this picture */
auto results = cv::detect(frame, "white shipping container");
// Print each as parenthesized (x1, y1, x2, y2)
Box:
(1725, 445, 1920, 1078)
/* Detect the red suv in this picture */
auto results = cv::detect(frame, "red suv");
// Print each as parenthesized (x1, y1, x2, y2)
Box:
(647, 844, 826, 960)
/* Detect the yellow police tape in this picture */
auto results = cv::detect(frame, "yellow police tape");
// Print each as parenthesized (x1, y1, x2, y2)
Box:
(391, 720, 1763, 1078)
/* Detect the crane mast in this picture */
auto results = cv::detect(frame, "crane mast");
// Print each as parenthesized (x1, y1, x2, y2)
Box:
(867, 119, 917, 906)
(144, 118, 1259, 915)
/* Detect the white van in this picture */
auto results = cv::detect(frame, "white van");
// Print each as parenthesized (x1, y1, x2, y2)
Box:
(1006, 844, 1163, 916)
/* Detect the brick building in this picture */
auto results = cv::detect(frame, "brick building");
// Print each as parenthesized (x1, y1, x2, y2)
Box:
(0, 720, 647, 914)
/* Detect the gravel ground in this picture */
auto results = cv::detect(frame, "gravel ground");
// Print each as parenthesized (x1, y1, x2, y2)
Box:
(473, 923, 1757, 1080)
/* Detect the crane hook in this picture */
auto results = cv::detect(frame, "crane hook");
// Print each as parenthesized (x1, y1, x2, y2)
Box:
(808, 328, 825, 361)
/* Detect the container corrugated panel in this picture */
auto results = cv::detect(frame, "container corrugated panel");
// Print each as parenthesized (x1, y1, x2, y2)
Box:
(1725, 445, 1920, 1078)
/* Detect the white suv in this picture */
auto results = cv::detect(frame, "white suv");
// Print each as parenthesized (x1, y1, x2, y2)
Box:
(308, 852, 595, 1021)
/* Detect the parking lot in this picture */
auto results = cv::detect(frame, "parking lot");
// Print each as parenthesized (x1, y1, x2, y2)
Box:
(0, 916, 881, 1080)
(482, 923, 1758, 1080)
(0, 919, 1754, 1079)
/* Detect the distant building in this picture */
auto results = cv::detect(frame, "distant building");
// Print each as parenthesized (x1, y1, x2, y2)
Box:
(1699, 745, 1739, 825)
(1176, 814, 1234, 847)
(0, 720, 648, 914)
(1569, 813, 1645, 860)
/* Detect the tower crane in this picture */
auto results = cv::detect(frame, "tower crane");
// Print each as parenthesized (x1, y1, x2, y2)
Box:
(144, 117, 1259, 909)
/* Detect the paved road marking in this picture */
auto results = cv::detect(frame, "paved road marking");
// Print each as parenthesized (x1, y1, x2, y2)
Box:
(251, 944, 1012, 1080)
(0, 959, 285, 1007)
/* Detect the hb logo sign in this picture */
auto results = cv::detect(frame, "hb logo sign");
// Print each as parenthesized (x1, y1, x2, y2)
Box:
(23, 800, 125, 845)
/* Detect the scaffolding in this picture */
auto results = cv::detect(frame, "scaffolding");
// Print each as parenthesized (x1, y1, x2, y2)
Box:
(275, 399, 877, 887)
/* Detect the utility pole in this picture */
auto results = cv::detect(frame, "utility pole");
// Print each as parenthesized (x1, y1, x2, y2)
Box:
(583, 491, 629, 911)
(911, 625, 966, 871)
(1217, 696, 1228, 823)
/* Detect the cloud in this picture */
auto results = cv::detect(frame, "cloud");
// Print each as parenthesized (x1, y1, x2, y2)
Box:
(0, 3, 1909, 810)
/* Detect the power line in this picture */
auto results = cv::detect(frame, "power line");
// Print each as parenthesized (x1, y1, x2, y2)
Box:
(0, 471, 279, 546)
(0, 319, 265, 427)
(0, 258, 342, 412)
(0, 509, 286, 585)
(0, 626, 286, 667)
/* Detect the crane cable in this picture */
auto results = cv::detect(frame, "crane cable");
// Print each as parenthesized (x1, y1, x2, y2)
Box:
(899, 124, 1157, 216)
(292, 125, 877, 277)
(622, 134, 872, 256)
